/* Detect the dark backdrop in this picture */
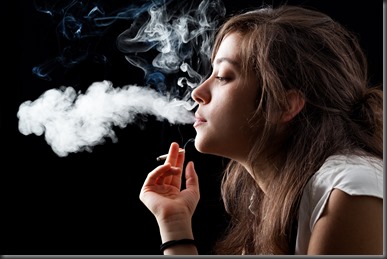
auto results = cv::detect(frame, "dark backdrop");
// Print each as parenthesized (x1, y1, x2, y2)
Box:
(6, 0, 382, 255)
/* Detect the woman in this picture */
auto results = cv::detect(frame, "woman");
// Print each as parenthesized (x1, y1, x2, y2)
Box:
(139, 5, 383, 255)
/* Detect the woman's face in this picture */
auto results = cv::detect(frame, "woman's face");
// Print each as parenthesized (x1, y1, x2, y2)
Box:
(191, 32, 259, 162)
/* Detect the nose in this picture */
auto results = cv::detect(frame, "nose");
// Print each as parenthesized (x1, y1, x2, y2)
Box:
(191, 78, 210, 105)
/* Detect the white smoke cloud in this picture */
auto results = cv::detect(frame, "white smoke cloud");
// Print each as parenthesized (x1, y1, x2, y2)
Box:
(17, 80, 195, 157)
(18, 0, 225, 157)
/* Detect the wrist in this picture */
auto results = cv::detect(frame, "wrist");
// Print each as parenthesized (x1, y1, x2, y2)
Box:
(157, 216, 194, 242)
(160, 238, 197, 254)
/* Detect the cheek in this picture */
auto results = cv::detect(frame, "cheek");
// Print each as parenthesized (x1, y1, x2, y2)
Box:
(194, 85, 258, 153)
(229, 95, 257, 123)
(217, 99, 255, 141)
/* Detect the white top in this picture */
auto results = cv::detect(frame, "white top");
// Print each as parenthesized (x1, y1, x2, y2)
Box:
(295, 154, 383, 254)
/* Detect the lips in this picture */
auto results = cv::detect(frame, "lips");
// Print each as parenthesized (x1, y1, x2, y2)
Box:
(194, 113, 207, 127)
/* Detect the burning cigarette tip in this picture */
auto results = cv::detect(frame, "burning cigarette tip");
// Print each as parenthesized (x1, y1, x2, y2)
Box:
(156, 149, 185, 161)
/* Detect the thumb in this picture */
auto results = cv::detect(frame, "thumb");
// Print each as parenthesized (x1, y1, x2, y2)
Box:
(185, 161, 199, 195)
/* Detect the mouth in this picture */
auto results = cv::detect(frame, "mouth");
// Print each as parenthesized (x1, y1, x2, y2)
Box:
(193, 113, 207, 128)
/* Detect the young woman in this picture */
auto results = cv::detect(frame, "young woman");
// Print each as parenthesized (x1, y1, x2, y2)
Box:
(139, 5, 383, 255)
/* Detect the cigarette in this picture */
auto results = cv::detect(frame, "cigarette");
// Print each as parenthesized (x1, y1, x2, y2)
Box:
(156, 149, 185, 161)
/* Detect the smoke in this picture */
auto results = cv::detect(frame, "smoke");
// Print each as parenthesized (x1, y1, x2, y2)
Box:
(116, 0, 225, 100)
(17, 80, 195, 157)
(18, 0, 226, 157)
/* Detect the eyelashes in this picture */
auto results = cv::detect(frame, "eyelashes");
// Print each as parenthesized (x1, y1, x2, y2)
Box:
(215, 76, 229, 82)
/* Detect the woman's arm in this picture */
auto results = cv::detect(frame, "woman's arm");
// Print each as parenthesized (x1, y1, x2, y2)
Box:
(139, 142, 200, 255)
(307, 189, 383, 255)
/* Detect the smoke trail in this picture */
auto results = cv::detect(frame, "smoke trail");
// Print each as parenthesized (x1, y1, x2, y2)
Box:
(116, 0, 226, 100)
(19, 0, 226, 156)
(17, 80, 195, 157)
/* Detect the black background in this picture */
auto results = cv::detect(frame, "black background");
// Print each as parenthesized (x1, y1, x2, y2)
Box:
(5, 0, 382, 255)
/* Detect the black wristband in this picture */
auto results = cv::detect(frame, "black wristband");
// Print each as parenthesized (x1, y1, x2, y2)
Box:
(160, 238, 196, 253)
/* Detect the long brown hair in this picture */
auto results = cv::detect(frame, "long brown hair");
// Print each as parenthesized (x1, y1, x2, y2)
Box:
(211, 5, 383, 255)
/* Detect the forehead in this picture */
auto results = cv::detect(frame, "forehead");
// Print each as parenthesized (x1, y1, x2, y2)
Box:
(213, 33, 241, 66)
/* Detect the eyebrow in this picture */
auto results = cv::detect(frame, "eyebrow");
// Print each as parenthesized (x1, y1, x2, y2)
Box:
(214, 57, 240, 68)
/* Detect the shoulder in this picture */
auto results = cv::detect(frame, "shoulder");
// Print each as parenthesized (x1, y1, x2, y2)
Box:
(307, 188, 383, 254)
(305, 154, 383, 205)
(304, 154, 383, 254)
(295, 154, 383, 254)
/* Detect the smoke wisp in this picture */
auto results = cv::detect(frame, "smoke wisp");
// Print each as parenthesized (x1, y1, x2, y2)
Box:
(18, 0, 226, 157)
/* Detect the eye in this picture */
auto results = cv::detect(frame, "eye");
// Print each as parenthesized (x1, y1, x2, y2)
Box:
(215, 76, 228, 82)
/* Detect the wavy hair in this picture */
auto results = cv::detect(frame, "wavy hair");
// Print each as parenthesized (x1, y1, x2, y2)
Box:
(211, 5, 383, 255)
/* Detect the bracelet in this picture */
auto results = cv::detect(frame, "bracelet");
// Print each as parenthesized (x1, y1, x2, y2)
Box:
(160, 238, 196, 253)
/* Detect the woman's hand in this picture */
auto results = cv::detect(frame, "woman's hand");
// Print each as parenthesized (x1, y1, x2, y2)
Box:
(139, 142, 200, 243)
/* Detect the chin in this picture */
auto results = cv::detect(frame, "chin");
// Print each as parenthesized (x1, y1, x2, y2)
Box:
(193, 135, 210, 153)
(193, 135, 222, 155)
(193, 140, 206, 153)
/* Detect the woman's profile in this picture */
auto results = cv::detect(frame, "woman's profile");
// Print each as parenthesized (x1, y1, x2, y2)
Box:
(139, 4, 383, 255)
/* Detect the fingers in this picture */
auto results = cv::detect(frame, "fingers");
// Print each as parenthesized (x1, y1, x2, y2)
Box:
(143, 163, 175, 186)
(165, 142, 185, 168)
(144, 142, 187, 188)
(163, 142, 185, 186)
(143, 163, 171, 186)
(185, 161, 200, 195)
(155, 166, 182, 185)
(176, 148, 185, 169)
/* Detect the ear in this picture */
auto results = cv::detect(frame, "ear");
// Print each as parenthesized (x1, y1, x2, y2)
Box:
(281, 90, 305, 122)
